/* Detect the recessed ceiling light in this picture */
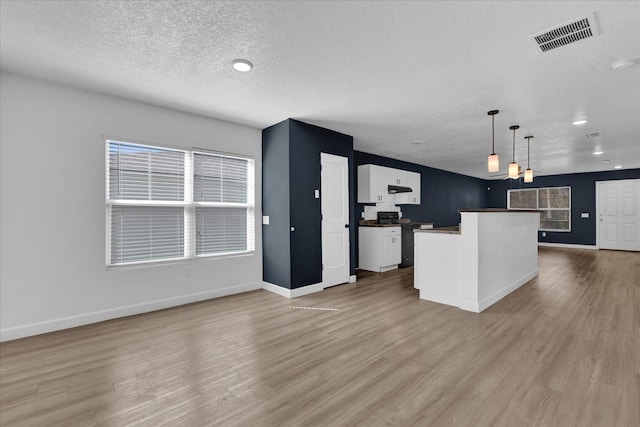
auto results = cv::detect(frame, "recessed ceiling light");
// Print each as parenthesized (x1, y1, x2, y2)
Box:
(232, 59, 253, 72)
(612, 58, 640, 71)
(592, 151, 603, 155)
(572, 119, 588, 125)
(614, 165, 622, 169)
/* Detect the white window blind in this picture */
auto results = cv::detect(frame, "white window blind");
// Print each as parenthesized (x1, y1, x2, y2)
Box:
(107, 141, 188, 265)
(507, 186, 571, 232)
(193, 152, 255, 256)
(106, 140, 254, 267)
(110, 206, 185, 264)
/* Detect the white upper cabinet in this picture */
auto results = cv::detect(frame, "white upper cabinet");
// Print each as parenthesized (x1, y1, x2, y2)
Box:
(387, 168, 407, 186)
(396, 171, 421, 205)
(357, 164, 391, 203)
(357, 164, 421, 205)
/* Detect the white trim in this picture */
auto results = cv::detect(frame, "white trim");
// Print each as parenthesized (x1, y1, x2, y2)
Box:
(349, 275, 357, 283)
(0, 282, 262, 342)
(262, 281, 324, 298)
(477, 269, 538, 312)
(459, 269, 539, 313)
(538, 242, 597, 250)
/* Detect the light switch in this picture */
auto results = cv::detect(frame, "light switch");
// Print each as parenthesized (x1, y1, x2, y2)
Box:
(315, 189, 320, 199)
(581, 212, 589, 218)
(262, 215, 270, 225)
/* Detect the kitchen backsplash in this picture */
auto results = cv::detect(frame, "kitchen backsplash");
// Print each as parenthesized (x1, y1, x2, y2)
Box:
(362, 204, 402, 220)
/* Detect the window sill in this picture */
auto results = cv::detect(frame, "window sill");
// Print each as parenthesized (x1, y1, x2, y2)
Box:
(106, 251, 256, 271)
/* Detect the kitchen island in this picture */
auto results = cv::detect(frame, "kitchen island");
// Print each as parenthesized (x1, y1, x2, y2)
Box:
(414, 209, 540, 313)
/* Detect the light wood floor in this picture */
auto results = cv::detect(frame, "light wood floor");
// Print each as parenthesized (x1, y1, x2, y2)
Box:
(1, 247, 638, 426)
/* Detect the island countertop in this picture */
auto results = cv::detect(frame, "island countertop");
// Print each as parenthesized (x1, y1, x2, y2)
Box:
(458, 208, 540, 213)
(414, 226, 460, 234)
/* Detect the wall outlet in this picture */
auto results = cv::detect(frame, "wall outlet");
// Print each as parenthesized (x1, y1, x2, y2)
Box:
(541, 232, 546, 237)
(581, 212, 589, 218)
(262, 215, 270, 225)
(315, 189, 319, 199)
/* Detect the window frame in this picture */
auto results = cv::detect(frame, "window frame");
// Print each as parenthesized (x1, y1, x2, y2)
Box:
(105, 139, 255, 268)
(507, 186, 571, 232)
(191, 150, 255, 258)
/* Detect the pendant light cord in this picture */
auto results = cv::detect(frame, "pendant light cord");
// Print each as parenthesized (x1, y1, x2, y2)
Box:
(512, 129, 516, 162)
(492, 115, 495, 154)
(525, 135, 533, 168)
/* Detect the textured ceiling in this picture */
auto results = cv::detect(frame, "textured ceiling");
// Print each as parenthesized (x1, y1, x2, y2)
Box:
(1, 0, 639, 179)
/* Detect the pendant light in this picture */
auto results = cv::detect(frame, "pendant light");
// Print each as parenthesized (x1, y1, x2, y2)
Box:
(524, 135, 534, 183)
(508, 125, 520, 179)
(487, 110, 500, 172)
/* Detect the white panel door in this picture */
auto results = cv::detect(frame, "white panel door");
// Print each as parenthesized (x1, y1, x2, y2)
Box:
(321, 153, 350, 287)
(597, 179, 640, 251)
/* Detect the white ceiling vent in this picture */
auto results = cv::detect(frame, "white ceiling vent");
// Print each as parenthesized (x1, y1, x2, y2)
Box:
(529, 13, 599, 53)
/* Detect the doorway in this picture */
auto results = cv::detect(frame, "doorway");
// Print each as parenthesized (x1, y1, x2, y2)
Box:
(596, 179, 640, 251)
(320, 153, 350, 287)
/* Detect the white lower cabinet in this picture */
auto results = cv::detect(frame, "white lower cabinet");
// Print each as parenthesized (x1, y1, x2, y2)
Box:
(358, 226, 401, 272)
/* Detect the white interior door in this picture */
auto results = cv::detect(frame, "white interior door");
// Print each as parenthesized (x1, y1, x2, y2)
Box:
(597, 179, 640, 251)
(321, 153, 350, 287)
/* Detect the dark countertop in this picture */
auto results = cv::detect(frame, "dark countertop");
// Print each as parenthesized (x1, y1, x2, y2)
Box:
(458, 208, 540, 213)
(415, 226, 461, 235)
(359, 220, 434, 228)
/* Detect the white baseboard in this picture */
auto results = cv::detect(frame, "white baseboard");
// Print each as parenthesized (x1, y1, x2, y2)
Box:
(0, 282, 262, 342)
(538, 242, 597, 250)
(349, 275, 357, 283)
(472, 269, 539, 313)
(262, 281, 324, 298)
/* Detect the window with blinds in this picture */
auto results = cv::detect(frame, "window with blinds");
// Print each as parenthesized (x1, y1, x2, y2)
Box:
(106, 140, 254, 266)
(507, 186, 571, 232)
(193, 152, 254, 256)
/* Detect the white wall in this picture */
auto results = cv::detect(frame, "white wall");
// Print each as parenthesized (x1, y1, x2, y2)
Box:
(0, 72, 263, 341)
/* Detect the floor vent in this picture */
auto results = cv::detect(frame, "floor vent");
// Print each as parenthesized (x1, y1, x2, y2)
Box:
(529, 13, 599, 53)
(289, 306, 340, 311)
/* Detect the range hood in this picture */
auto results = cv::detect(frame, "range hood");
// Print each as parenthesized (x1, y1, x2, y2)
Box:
(388, 185, 413, 194)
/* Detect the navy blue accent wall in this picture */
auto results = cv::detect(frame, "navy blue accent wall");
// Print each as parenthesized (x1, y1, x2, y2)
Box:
(262, 121, 292, 288)
(289, 120, 356, 288)
(262, 119, 355, 289)
(354, 151, 487, 226)
(486, 168, 640, 245)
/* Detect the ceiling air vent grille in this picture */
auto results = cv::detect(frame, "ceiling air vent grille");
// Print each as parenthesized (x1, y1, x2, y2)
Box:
(529, 13, 599, 53)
